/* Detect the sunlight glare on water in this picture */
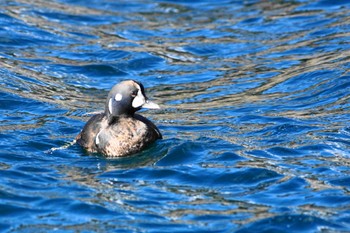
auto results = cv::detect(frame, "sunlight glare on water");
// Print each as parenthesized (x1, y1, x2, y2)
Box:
(0, 0, 350, 232)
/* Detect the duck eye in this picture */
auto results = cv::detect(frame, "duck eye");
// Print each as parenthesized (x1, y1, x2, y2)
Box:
(131, 90, 138, 97)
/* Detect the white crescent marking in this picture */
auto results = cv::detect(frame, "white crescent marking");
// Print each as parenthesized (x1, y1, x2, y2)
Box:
(95, 130, 102, 145)
(108, 98, 113, 114)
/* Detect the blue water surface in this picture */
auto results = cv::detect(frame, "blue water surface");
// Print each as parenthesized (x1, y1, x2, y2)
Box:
(0, 0, 350, 232)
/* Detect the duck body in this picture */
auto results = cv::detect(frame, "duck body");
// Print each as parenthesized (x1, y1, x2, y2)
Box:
(76, 80, 162, 157)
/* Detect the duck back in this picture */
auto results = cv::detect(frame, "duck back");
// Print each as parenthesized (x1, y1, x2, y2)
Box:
(77, 113, 161, 157)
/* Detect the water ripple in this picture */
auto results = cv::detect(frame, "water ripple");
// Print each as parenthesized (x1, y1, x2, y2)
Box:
(0, 0, 350, 232)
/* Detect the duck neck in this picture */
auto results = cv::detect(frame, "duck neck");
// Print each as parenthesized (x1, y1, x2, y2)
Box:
(106, 112, 134, 125)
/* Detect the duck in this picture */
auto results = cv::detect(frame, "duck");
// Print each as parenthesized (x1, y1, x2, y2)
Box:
(76, 80, 162, 157)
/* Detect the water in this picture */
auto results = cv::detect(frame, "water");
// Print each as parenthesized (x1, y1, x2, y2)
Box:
(0, 0, 350, 232)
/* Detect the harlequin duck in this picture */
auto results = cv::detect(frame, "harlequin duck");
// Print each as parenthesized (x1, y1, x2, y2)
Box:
(76, 80, 162, 157)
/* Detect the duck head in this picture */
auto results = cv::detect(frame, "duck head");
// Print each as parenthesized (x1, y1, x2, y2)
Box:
(105, 80, 160, 118)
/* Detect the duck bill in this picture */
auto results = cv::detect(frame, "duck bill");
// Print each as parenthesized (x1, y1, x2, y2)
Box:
(142, 100, 160, 109)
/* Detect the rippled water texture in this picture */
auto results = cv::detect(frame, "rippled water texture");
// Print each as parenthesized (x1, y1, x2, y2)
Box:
(1, 0, 350, 232)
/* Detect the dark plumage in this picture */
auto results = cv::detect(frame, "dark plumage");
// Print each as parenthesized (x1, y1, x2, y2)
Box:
(76, 80, 162, 157)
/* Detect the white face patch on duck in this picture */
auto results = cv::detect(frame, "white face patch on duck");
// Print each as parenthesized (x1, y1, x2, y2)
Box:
(114, 93, 123, 101)
(132, 85, 146, 108)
